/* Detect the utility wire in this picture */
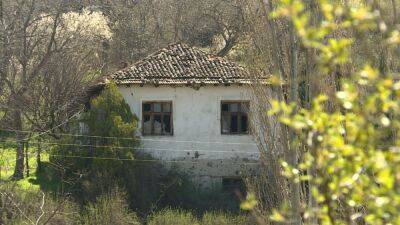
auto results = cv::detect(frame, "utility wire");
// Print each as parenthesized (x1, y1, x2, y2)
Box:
(47, 154, 260, 165)
(0, 140, 259, 154)
(0, 128, 258, 146)
(1, 149, 260, 165)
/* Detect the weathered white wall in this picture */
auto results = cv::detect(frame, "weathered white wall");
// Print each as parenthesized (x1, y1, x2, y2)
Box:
(118, 85, 259, 188)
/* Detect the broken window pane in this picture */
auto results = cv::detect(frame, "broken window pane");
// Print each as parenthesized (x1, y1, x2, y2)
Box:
(221, 113, 230, 133)
(143, 103, 151, 112)
(153, 103, 162, 112)
(143, 115, 151, 135)
(230, 114, 238, 133)
(230, 103, 239, 112)
(163, 102, 171, 112)
(153, 115, 162, 134)
(142, 102, 173, 136)
(163, 115, 171, 133)
(221, 101, 250, 134)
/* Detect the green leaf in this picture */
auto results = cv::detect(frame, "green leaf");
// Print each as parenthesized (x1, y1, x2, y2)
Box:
(240, 193, 258, 211)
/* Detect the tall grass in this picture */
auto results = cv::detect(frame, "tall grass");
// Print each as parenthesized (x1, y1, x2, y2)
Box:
(147, 209, 199, 225)
(147, 209, 255, 225)
(1, 184, 254, 225)
(80, 190, 140, 225)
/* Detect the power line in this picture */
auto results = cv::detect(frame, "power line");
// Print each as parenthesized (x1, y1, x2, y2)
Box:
(1, 150, 260, 165)
(0, 128, 258, 146)
(47, 154, 260, 165)
(0, 140, 260, 154)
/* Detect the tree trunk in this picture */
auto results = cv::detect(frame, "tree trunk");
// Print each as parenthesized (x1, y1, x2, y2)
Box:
(391, 0, 397, 25)
(288, 21, 302, 225)
(216, 37, 237, 57)
(25, 141, 29, 177)
(37, 142, 42, 172)
(13, 112, 24, 180)
(13, 139, 24, 179)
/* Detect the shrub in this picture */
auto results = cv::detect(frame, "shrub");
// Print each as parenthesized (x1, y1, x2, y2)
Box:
(80, 189, 140, 225)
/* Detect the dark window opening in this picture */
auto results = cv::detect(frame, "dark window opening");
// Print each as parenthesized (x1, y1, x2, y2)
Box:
(142, 101, 173, 135)
(240, 115, 248, 133)
(221, 101, 249, 134)
(163, 115, 171, 134)
(143, 103, 151, 112)
(222, 177, 245, 193)
(222, 103, 229, 112)
(230, 115, 238, 133)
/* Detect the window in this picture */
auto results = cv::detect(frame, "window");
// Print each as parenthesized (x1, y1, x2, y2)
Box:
(222, 177, 245, 192)
(221, 101, 249, 134)
(142, 101, 173, 135)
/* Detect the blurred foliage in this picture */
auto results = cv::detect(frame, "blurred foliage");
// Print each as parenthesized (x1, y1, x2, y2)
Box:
(246, 0, 400, 224)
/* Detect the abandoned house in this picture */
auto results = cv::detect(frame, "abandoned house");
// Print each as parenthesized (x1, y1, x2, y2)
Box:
(109, 43, 262, 189)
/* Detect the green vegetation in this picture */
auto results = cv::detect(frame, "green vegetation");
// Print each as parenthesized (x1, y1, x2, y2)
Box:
(50, 82, 139, 203)
(81, 190, 141, 225)
(0, 145, 53, 191)
(240, 0, 400, 224)
(0, 183, 252, 225)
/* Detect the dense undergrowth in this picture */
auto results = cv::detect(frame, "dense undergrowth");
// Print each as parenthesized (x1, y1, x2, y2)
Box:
(1, 173, 253, 225)
(0, 145, 251, 224)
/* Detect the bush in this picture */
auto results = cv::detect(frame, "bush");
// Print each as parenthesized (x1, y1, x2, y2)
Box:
(80, 189, 140, 225)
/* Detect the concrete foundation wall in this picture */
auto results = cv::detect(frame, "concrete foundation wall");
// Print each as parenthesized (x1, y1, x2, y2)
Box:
(118, 85, 260, 188)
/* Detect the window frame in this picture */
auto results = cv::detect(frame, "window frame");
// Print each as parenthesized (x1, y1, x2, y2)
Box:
(220, 100, 250, 135)
(142, 101, 173, 136)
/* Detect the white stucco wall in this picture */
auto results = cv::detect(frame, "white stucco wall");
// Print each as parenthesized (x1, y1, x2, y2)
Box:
(118, 85, 260, 188)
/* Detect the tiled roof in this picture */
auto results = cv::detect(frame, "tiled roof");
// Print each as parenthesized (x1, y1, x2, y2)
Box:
(110, 43, 258, 85)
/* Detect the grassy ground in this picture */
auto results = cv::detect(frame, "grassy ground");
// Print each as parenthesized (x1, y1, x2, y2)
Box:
(0, 144, 57, 192)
